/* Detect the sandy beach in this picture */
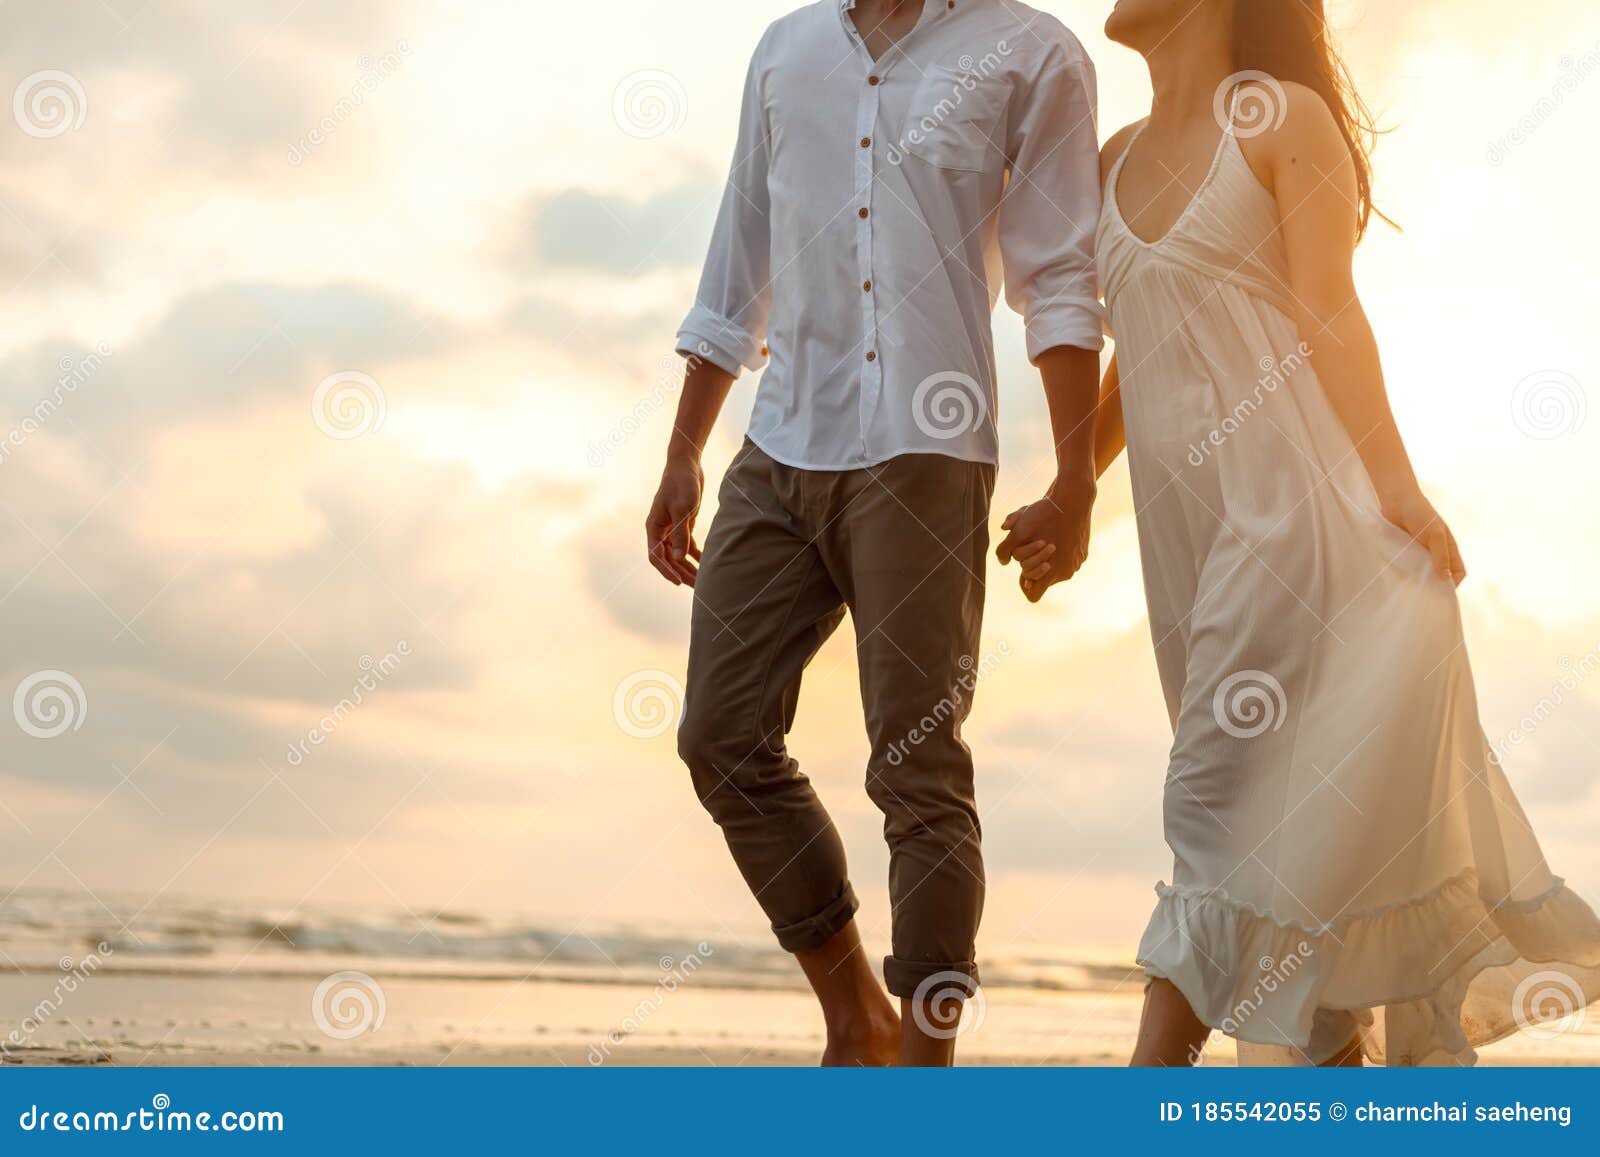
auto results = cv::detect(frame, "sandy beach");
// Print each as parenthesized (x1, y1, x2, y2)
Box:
(7, 1043, 1061, 1067)
(10, 1040, 1594, 1068)
(1, 969, 1145, 1068)
(6, 969, 1596, 1069)
(5, 889, 1597, 1068)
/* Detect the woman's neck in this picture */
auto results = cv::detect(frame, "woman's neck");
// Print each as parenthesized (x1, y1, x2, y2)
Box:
(1143, 19, 1234, 133)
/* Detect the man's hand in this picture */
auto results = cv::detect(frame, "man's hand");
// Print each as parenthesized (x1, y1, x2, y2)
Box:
(646, 454, 705, 586)
(994, 472, 1095, 603)
(1006, 344, 1102, 604)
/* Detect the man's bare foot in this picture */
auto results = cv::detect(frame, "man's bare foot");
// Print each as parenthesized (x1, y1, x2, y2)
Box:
(899, 995, 962, 1066)
(821, 1003, 901, 1067)
(795, 921, 902, 1066)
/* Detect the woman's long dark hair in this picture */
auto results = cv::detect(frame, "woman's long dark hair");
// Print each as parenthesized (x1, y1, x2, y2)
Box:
(1231, 0, 1386, 238)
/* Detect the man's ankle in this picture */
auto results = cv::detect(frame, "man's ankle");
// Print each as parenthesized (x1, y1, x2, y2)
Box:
(823, 996, 897, 1041)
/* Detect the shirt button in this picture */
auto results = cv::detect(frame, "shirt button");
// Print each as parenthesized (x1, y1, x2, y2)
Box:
(862, 280, 872, 292)
(860, 136, 871, 148)
(865, 351, 877, 363)
(858, 207, 869, 219)
(868, 75, 880, 86)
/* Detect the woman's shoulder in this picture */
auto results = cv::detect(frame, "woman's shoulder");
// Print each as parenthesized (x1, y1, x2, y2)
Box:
(1232, 79, 1351, 184)
(1099, 119, 1147, 187)
(1233, 79, 1346, 154)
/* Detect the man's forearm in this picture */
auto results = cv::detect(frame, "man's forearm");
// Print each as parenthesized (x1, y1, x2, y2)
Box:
(1036, 344, 1102, 498)
(666, 355, 736, 464)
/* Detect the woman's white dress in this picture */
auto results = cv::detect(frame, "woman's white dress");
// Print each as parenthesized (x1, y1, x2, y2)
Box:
(1097, 113, 1600, 1065)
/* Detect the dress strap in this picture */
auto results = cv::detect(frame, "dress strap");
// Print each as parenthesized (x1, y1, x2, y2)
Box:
(1222, 84, 1242, 136)
(1107, 119, 1149, 187)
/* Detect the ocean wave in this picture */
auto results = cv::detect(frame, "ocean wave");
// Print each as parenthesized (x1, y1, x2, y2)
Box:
(0, 888, 1131, 994)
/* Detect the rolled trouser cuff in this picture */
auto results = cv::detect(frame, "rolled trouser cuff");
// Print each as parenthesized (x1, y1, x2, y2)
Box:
(883, 956, 981, 1000)
(771, 883, 860, 953)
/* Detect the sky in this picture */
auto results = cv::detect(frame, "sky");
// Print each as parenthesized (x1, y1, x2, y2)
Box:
(2, 0, 1599, 961)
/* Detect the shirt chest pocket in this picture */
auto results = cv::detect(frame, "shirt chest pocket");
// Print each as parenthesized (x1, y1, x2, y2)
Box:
(899, 66, 1010, 173)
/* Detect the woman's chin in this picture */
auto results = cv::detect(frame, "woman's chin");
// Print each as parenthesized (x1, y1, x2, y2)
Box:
(1103, 8, 1143, 49)
(1104, 0, 1189, 51)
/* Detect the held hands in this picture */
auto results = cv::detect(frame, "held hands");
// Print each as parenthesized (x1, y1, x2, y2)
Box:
(646, 453, 705, 586)
(995, 472, 1096, 604)
(1379, 486, 1466, 586)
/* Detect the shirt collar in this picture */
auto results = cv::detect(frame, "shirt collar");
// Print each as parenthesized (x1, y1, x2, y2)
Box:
(839, 0, 958, 50)
(838, 0, 952, 18)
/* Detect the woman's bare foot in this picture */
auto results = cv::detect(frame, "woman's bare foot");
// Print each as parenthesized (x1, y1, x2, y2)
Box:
(1317, 1035, 1365, 1067)
(1129, 978, 1211, 1066)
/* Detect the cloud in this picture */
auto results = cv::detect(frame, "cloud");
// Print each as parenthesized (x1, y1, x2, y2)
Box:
(504, 289, 686, 394)
(0, 195, 108, 288)
(580, 517, 691, 645)
(509, 180, 721, 275)
(0, 0, 422, 169)
(0, 0, 1595, 937)
(0, 282, 466, 458)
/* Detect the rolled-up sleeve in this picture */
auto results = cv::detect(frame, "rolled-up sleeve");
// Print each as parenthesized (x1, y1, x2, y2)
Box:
(1000, 32, 1106, 360)
(676, 39, 773, 377)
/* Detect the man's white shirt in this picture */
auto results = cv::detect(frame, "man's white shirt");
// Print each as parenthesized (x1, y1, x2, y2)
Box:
(677, 0, 1105, 470)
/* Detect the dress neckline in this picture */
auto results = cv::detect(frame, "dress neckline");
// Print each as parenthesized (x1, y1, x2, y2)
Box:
(1109, 115, 1239, 251)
